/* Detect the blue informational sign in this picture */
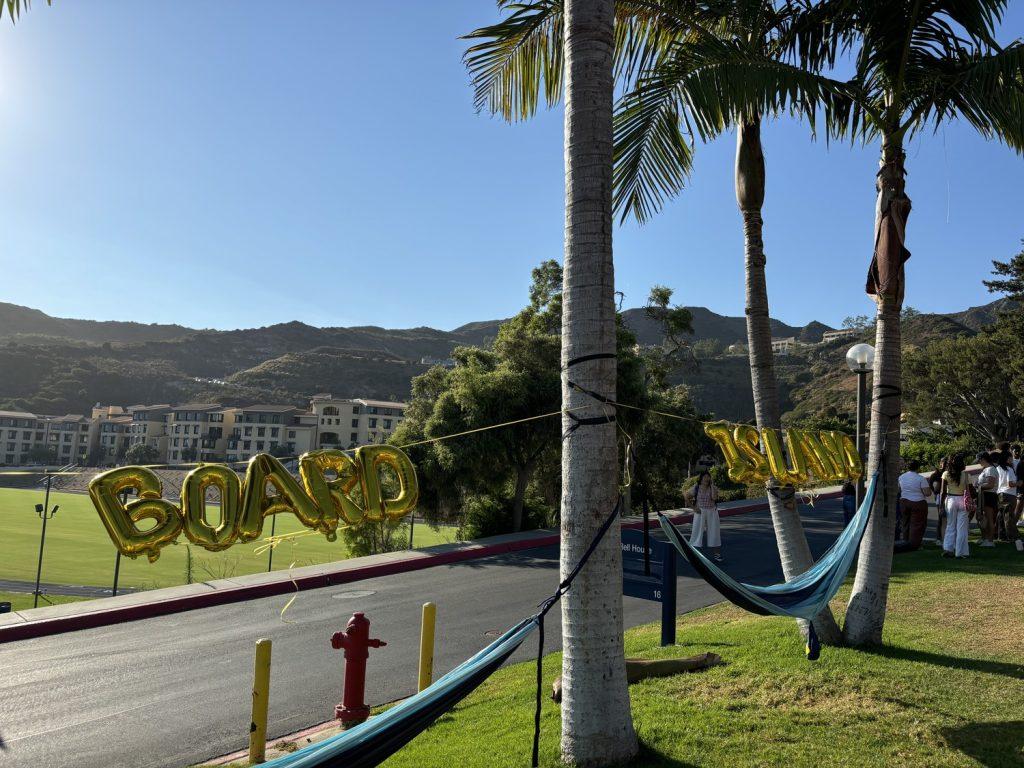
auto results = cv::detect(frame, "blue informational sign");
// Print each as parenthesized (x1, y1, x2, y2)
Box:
(621, 527, 677, 646)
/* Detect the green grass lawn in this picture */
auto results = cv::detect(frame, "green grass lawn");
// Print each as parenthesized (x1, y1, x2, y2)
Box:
(372, 541, 1023, 768)
(0, 590, 89, 612)
(0, 487, 458, 593)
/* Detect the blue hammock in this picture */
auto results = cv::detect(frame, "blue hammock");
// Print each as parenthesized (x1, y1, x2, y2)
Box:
(657, 472, 879, 657)
(264, 617, 538, 768)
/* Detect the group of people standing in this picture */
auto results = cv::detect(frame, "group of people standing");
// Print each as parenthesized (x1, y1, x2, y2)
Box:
(898, 443, 1023, 558)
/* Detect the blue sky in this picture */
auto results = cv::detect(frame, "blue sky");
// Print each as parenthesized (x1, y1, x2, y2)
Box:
(0, 1, 1022, 332)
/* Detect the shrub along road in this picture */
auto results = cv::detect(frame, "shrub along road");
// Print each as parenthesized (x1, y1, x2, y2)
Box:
(0, 500, 850, 768)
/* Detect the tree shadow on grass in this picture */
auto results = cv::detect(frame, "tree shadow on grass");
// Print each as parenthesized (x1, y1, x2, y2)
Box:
(941, 720, 1024, 768)
(861, 644, 1024, 681)
(623, 741, 698, 768)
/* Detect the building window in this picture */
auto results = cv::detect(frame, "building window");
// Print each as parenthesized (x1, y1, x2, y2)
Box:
(288, 430, 296, 439)
(368, 418, 377, 428)
(244, 427, 252, 436)
(350, 433, 358, 443)
(352, 406, 360, 414)
(323, 406, 339, 416)
(270, 428, 279, 437)
(351, 419, 359, 428)
(257, 427, 266, 437)
(243, 441, 251, 450)
(383, 420, 392, 430)
(256, 441, 264, 450)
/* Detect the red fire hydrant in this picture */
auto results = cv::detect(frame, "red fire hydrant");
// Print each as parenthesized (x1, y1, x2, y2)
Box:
(330, 612, 386, 726)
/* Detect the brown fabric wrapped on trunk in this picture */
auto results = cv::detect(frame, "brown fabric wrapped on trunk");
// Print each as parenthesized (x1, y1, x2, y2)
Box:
(866, 195, 911, 302)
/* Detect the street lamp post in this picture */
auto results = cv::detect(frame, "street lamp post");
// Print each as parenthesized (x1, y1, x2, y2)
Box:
(33, 472, 61, 609)
(846, 343, 876, 506)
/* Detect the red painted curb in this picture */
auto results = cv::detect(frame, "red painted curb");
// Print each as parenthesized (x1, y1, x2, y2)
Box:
(0, 490, 839, 644)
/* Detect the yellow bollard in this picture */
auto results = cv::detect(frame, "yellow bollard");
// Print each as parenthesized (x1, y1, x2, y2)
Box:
(418, 602, 436, 692)
(249, 638, 272, 764)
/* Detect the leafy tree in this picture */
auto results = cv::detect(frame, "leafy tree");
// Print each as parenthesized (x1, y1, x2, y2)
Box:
(124, 443, 160, 465)
(269, 443, 292, 458)
(342, 519, 410, 557)
(842, 315, 873, 331)
(26, 444, 56, 464)
(631, 386, 707, 508)
(641, 285, 695, 386)
(904, 335, 1020, 442)
(692, 338, 725, 360)
(983, 240, 1024, 301)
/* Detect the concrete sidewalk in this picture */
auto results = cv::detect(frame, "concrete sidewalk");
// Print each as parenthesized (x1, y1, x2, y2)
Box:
(0, 487, 840, 643)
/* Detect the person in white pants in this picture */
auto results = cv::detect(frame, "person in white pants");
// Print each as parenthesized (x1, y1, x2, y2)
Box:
(686, 471, 723, 562)
(941, 455, 971, 558)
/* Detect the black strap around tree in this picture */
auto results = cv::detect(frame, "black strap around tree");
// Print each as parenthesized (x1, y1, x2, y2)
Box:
(561, 352, 616, 371)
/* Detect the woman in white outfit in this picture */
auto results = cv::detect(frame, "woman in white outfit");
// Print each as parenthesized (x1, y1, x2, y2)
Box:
(686, 471, 723, 562)
(941, 454, 971, 558)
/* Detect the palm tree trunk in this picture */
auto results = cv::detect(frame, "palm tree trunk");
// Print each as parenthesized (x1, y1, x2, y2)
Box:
(558, 0, 637, 764)
(736, 119, 842, 645)
(844, 138, 908, 646)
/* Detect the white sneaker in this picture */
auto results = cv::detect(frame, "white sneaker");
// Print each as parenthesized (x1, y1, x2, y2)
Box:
(981, 540, 996, 548)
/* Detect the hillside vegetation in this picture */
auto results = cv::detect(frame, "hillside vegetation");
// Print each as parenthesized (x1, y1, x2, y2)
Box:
(0, 300, 991, 419)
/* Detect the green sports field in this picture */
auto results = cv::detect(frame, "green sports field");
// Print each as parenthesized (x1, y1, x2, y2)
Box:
(0, 487, 458, 594)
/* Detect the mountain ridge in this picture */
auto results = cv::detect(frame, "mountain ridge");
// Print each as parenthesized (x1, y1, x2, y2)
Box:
(0, 299, 1001, 418)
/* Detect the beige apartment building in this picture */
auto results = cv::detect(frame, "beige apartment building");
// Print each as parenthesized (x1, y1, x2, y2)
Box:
(127, 405, 172, 456)
(223, 405, 318, 464)
(0, 410, 45, 466)
(310, 395, 406, 449)
(165, 403, 225, 463)
(0, 396, 407, 466)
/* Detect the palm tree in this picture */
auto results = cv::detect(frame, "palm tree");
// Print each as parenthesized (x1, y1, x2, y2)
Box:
(797, 0, 1024, 646)
(559, 1, 638, 763)
(466, 2, 638, 763)
(613, 0, 847, 644)
(465, 0, 847, 645)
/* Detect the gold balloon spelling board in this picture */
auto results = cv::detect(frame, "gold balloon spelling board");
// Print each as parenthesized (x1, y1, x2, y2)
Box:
(87, 445, 419, 562)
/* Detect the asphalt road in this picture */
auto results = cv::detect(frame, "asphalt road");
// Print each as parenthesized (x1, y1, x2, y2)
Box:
(0, 500, 847, 768)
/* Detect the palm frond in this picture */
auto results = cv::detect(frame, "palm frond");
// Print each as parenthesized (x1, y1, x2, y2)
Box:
(613, 84, 694, 224)
(1, 0, 48, 23)
(905, 41, 1024, 151)
(462, 1, 564, 121)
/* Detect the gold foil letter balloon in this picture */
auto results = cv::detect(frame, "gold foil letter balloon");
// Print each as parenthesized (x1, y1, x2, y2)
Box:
(732, 424, 770, 484)
(355, 445, 419, 522)
(88, 467, 183, 562)
(839, 432, 864, 480)
(703, 422, 755, 483)
(792, 430, 842, 483)
(299, 449, 365, 527)
(760, 428, 809, 486)
(180, 464, 241, 552)
(237, 454, 325, 542)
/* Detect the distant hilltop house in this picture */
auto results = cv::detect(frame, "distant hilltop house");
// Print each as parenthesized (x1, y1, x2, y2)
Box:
(820, 328, 861, 345)
(0, 395, 408, 468)
(770, 337, 799, 355)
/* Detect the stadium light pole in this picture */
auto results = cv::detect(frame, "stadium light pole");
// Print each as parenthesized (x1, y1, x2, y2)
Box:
(846, 343, 876, 506)
(33, 472, 60, 608)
